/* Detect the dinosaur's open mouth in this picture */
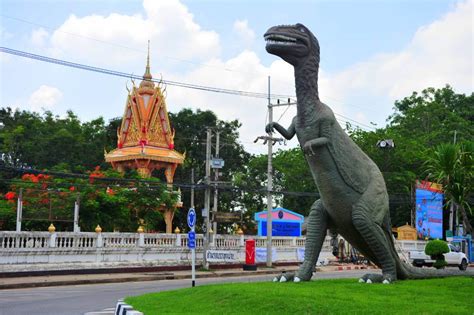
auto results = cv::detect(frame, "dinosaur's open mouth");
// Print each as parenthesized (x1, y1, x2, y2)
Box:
(264, 34, 299, 47)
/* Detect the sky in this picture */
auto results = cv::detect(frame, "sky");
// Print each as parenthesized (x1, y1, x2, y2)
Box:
(1, 0, 473, 155)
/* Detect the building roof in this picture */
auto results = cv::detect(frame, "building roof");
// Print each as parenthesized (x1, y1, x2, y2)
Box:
(254, 207, 304, 222)
(105, 41, 185, 167)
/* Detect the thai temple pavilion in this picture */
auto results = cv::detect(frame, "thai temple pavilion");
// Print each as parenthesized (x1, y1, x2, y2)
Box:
(105, 43, 184, 233)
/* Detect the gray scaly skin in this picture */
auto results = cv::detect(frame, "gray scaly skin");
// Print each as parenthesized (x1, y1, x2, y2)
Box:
(264, 23, 473, 283)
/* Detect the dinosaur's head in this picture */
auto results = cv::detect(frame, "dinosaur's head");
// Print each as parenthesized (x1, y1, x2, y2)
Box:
(264, 23, 319, 66)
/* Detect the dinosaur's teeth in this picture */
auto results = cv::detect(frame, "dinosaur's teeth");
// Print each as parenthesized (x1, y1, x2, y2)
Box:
(264, 34, 297, 42)
(266, 40, 297, 46)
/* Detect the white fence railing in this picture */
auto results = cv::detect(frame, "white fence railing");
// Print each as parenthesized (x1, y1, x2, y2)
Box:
(0, 231, 427, 251)
(0, 231, 427, 268)
(0, 231, 311, 250)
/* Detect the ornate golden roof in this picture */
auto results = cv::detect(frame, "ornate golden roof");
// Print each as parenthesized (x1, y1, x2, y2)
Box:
(105, 43, 184, 166)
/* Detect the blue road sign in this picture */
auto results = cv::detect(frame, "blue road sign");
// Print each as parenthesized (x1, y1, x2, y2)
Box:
(188, 231, 196, 249)
(187, 208, 196, 229)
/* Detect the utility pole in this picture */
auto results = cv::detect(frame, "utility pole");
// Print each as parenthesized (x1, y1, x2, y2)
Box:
(203, 129, 212, 269)
(213, 131, 220, 234)
(451, 130, 457, 234)
(254, 77, 293, 267)
(266, 76, 273, 268)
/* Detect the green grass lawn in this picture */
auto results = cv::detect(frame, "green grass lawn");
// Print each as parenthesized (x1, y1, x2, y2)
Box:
(125, 277, 473, 314)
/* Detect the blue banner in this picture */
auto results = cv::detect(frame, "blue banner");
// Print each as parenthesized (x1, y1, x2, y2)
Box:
(415, 185, 444, 240)
(260, 221, 301, 237)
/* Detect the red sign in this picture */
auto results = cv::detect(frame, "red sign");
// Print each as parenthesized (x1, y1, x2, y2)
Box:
(245, 239, 255, 265)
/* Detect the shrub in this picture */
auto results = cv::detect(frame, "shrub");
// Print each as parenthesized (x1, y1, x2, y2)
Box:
(425, 239, 449, 269)
(425, 239, 449, 256)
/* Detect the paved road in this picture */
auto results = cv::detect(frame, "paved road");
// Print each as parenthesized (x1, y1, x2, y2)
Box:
(0, 270, 371, 315)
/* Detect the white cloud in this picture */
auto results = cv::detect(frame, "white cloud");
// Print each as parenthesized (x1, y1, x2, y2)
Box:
(26, 0, 473, 154)
(319, 0, 473, 127)
(43, 0, 220, 66)
(28, 85, 63, 112)
(30, 28, 49, 47)
(163, 50, 297, 153)
(166, 0, 473, 152)
(233, 20, 255, 45)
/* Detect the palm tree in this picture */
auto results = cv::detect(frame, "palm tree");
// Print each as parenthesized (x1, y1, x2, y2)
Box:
(425, 143, 473, 235)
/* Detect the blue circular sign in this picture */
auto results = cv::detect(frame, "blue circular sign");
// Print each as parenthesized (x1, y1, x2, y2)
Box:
(187, 208, 196, 229)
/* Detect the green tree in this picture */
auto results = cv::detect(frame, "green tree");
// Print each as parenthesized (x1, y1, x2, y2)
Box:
(169, 108, 250, 233)
(425, 143, 473, 234)
(0, 108, 112, 171)
(349, 86, 473, 227)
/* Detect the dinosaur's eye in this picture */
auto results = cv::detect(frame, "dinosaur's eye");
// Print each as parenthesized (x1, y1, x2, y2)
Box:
(299, 27, 305, 33)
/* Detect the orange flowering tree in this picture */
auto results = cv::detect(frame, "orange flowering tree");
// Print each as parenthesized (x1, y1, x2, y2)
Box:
(0, 167, 176, 232)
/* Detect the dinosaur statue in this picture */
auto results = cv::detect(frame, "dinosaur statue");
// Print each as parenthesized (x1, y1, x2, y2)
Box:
(264, 23, 473, 283)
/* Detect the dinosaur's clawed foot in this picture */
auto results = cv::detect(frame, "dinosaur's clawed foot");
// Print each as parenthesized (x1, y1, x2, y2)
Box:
(359, 273, 383, 284)
(272, 272, 299, 283)
(359, 273, 394, 284)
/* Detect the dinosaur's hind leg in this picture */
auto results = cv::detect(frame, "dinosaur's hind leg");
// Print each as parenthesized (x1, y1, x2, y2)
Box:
(352, 183, 396, 283)
(275, 200, 329, 283)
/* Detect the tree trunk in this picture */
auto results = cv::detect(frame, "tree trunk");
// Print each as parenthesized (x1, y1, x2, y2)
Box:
(457, 203, 473, 235)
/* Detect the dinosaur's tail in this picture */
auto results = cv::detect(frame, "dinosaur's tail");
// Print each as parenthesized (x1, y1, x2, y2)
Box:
(397, 260, 474, 279)
(383, 216, 474, 279)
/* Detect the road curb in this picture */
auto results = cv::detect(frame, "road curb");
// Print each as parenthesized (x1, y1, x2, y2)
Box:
(115, 299, 143, 315)
(0, 267, 298, 290)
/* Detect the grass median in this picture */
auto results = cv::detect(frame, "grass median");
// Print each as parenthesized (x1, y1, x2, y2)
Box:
(125, 277, 473, 314)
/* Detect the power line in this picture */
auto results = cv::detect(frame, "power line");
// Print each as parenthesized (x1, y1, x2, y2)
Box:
(0, 47, 294, 100)
(1, 47, 376, 131)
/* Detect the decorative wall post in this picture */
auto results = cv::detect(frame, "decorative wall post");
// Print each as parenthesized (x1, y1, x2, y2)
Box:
(175, 227, 181, 247)
(95, 225, 103, 248)
(48, 223, 57, 248)
(137, 226, 145, 247)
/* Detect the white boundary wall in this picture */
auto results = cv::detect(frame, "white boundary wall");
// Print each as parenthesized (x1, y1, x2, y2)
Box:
(0, 231, 426, 271)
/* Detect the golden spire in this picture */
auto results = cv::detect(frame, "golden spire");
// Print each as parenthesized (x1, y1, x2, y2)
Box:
(140, 40, 154, 88)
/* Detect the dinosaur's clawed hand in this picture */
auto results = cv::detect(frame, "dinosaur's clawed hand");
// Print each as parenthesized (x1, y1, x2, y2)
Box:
(265, 122, 275, 133)
(303, 142, 316, 156)
(303, 137, 329, 156)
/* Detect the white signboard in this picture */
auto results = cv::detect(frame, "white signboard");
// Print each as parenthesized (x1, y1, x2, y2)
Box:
(297, 248, 330, 266)
(255, 247, 277, 263)
(205, 250, 239, 263)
